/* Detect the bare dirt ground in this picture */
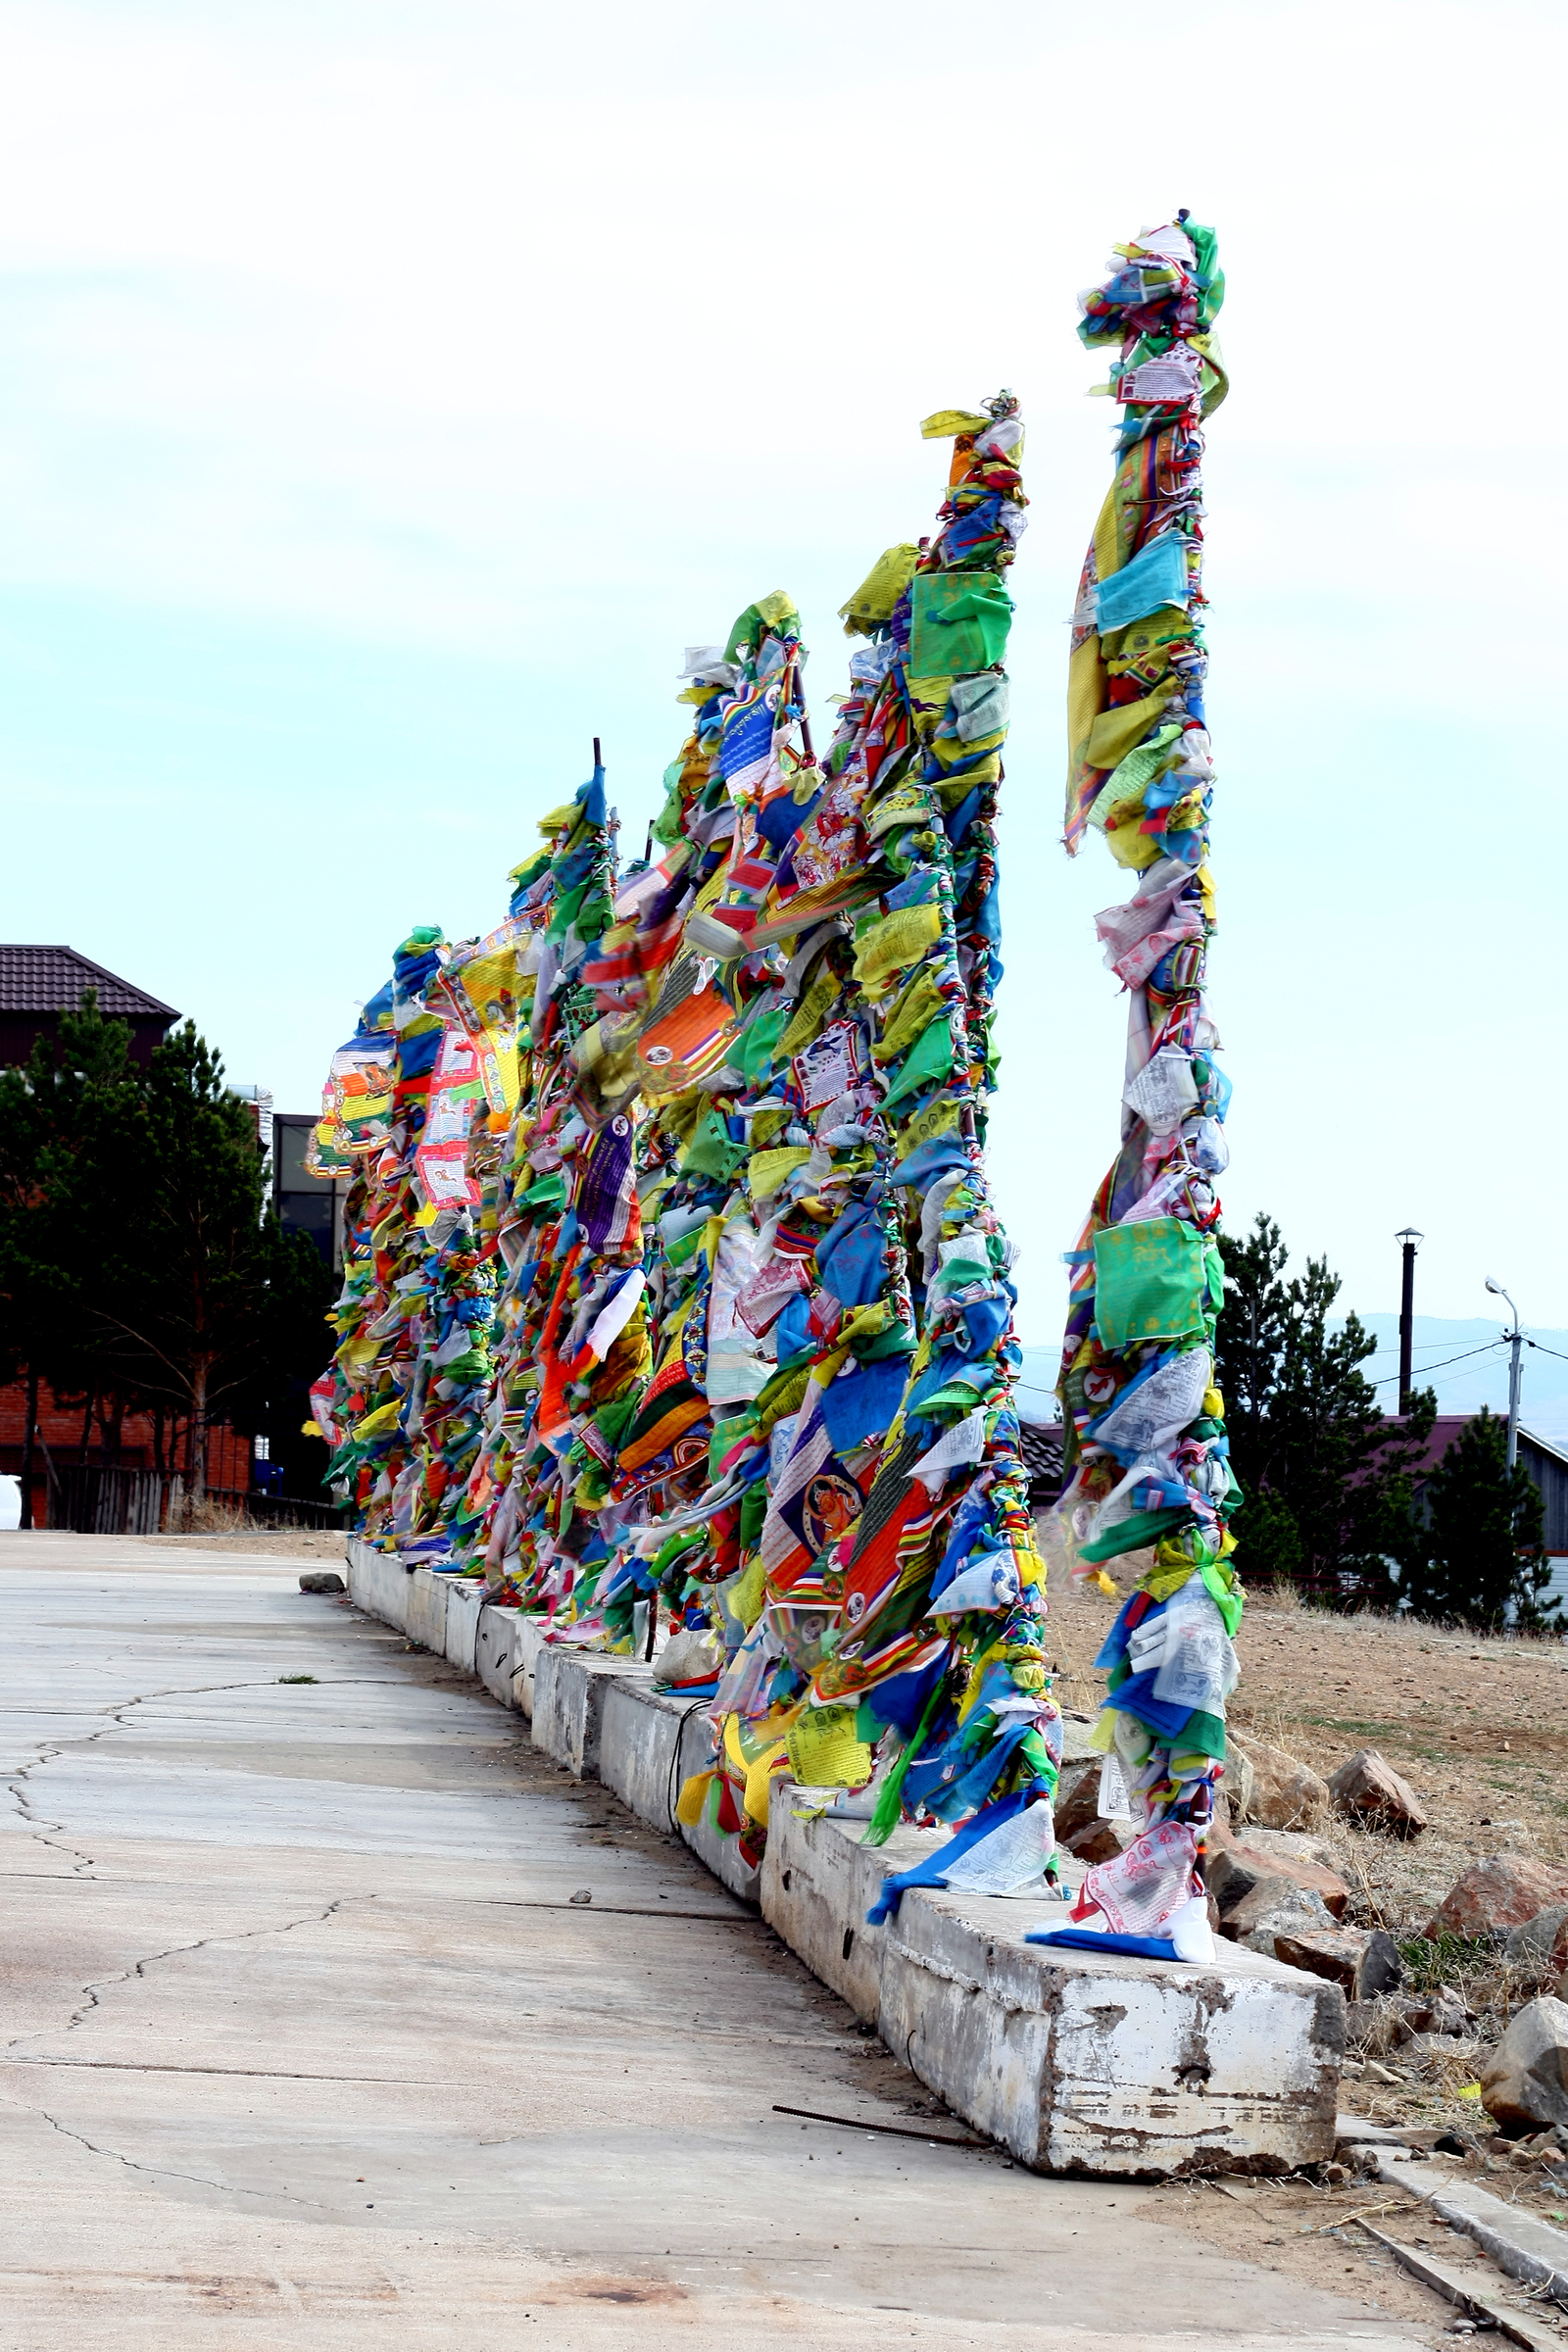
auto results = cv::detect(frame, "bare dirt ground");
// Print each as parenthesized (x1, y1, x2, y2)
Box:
(101, 1526, 352, 1560)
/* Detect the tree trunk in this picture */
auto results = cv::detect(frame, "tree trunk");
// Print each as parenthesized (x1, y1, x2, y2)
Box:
(18, 1367, 37, 1531)
(98, 1392, 125, 1465)
(77, 1388, 96, 1465)
(191, 1360, 209, 1502)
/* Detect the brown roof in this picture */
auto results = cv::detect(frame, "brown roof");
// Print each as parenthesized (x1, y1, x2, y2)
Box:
(0, 946, 178, 1022)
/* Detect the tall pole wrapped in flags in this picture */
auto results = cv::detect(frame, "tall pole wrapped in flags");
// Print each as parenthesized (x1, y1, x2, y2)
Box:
(1050, 217, 1242, 1960)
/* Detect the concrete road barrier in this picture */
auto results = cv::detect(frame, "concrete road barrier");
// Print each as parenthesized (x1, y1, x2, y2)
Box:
(532, 1645, 654, 1780)
(876, 1872, 1340, 2177)
(441, 1577, 481, 1674)
(762, 1803, 936, 2020)
(512, 1616, 550, 1719)
(475, 1603, 531, 1706)
(346, 1541, 411, 1632)
(404, 1566, 449, 1658)
(342, 1541, 1342, 2175)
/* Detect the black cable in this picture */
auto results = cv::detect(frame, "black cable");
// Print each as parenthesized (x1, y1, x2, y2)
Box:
(1369, 1342, 1507, 1389)
(667, 1695, 712, 1833)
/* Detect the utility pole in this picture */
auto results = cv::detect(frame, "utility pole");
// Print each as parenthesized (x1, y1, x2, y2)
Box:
(1396, 1229, 1422, 1413)
(1485, 1277, 1523, 1472)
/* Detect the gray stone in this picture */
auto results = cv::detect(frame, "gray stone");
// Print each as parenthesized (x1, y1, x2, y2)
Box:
(1358, 1929, 1404, 1999)
(1231, 1733, 1330, 1831)
(297, 1571, 346, 1594)
(1505, 1903, 1568, 1974)
(1224, 1876, 1339, 1957)
(1059, 1713, 1102, 1764)
(1479, 1996, 1568, 2133)
(1225, 1741, 1255, 1825)
(442, 1577, 482, 1673)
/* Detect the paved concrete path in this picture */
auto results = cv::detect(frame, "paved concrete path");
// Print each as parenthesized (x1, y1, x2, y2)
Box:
(0, 1536, 1430, 2349)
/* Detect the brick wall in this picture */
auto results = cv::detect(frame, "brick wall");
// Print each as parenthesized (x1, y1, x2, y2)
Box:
(0, 1378, 253, 1525)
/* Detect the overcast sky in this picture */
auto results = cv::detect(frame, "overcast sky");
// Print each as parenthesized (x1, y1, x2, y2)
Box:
(2, 0, 1563, 1353)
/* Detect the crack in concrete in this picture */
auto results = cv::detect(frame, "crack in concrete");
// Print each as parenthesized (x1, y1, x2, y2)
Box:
(34, 2107, 332, 2213)
(6, 1894, 368, 2059)
(5, 1754, 99, 1875)
(1, 1674, 422, 1882)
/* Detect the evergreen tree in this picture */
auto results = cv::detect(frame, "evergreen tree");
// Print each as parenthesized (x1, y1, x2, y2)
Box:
(1, 995, 337, 1510)
(1406, 1408, 1559, 1633)
(1215, 1213, 1435, 1605)
(0, 994, 145, 1518)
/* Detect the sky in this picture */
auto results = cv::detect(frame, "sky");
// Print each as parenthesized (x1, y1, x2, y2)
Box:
(2, 0, 1564, 1362)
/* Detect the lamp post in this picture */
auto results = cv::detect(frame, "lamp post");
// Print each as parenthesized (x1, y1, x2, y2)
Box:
(1484, 1277, 1523, 1473)
(1396, 1229, 1423, 1413)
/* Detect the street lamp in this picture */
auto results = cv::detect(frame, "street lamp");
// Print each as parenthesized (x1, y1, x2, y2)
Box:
(1396, 1229, 1423, 1413)
(1484, 1278, 1523, 1472)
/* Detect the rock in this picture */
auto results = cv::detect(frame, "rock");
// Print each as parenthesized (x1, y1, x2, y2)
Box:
(1344, 1998, 1373, 2043)
(1063, 1820, 1125, 1864)
(1207, 1826, 1350, 1921)
(1230, 1734, 1329, 1831)
(1273, 1925, 1403, 2000)
(1504, 1903, 1568, 1974)
(1059, 1715, 1102, 1764)
(298, 1571, 346, 1594)
(1273, 1926, 1368, 1991)
(1223, 1743, 1255, 1825)
(1052, 1758, 1103, 1845)
(1223, 1876, 1338, 1956)
(1427, 1855, 1568, 1940)
(1328, 1748, 1427, 1838)
(1478, 1996, 1568, 2132)
(1401, 1985, 1470, 2038)
(1236, 1825, 1348, 1877)
(1358, 1930, 1404, 1998)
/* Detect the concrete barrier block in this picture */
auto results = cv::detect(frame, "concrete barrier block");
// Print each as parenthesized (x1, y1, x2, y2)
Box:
(676, 1723, 761, 1906)
(599, 1678, 696, 1829)
(877, 1885, 1342, 2177)
(510, 1616, 552, 1719)
(404, 1567, 450, 1657)
(475, 1605, 527, 1707)
(531, 1647, 654, 1779)
(441, 1578, 482, 1674)
(345, 1540, 410, 1633)
(761, 1800, 936, 2022)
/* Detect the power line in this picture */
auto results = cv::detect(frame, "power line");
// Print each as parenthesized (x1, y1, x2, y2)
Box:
(1369, 1342, 1507, 1389)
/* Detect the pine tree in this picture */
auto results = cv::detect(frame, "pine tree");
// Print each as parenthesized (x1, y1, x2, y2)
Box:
(1406, 1408, 1559, 1633)
(1215, 1213, 1435, 1605)
(1, 995, 336, 1511)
